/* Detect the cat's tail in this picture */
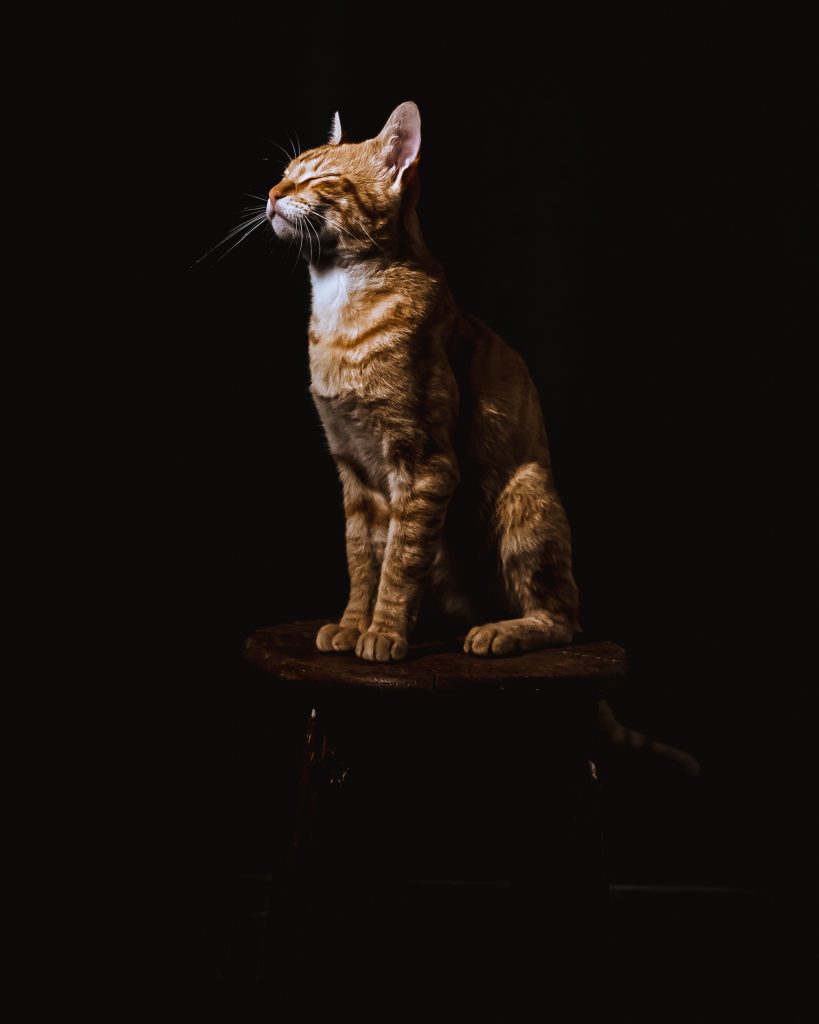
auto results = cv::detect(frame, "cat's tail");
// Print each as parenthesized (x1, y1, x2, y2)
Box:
(596, 700, 701, 777)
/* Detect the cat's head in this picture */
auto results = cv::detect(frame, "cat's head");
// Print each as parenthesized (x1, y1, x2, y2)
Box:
(266, 102, 421, 259)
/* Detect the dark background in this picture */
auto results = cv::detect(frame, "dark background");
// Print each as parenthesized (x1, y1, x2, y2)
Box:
(153, 10, 814, 1001)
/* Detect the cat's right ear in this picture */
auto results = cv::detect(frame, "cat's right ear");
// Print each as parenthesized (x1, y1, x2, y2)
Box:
(328, 111, 344, 145)
(377, 102, 421, 185)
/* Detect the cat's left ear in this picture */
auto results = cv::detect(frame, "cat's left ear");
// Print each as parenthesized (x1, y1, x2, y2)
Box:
(328, 111, 344, 145)
(377, 102, 421, 184)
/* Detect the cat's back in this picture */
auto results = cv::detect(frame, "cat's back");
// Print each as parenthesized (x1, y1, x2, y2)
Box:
(447, 313, 552, 475)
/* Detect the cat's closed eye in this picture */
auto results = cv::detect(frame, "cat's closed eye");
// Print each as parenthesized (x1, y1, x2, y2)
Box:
(300, 175, 341, 186)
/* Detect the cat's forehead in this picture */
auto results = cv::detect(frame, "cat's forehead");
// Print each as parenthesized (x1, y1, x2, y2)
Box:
(287, 148, 343, 182)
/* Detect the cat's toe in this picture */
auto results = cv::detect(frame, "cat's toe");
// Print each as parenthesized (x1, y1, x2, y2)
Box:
(356, 630, 408, 662)
(316, 623, 359, 652)
(464, 624, 498, 656)
(490, 630, 517, 655)
(465, 623, 520, 656)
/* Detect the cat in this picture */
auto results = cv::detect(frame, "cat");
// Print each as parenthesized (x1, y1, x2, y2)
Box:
(267, 102, 580, 663)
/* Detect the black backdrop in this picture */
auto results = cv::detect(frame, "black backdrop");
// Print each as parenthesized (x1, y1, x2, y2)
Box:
(154, 11, 814, 989)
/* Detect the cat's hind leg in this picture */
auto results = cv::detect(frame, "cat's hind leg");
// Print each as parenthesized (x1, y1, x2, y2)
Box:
(464, 462, 579, 656)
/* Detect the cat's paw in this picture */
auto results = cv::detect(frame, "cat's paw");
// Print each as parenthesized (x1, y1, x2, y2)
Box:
(464, 622, 519, 656)
(355, 629, 409, 662)
(464, 616, 574, 656)
(316, 623, 360, 653)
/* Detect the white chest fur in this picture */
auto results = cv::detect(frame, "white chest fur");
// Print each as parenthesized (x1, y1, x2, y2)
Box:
(308, 264, 399, 399)
(309, 265, 352, 334)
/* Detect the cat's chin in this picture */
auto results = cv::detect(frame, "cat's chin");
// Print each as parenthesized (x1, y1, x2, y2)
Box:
(269, 213, 295, 239)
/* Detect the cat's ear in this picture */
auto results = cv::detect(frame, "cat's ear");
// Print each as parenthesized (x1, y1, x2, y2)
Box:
(376, 102, 421, 183)
(328, 111, 344, 145)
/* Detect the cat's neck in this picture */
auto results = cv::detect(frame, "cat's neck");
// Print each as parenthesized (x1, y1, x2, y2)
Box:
(307, 213, 442, 343)
(308, 259, 389, 337)
(307, 206, 434, 276)
(308, 261, 367, 321)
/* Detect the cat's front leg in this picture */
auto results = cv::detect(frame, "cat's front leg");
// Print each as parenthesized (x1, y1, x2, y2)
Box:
(356, 456, 458, 662)
(316, 462, 388, 653)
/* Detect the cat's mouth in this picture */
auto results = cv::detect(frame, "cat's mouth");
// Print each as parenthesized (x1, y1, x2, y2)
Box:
(266, 199, 294, 230)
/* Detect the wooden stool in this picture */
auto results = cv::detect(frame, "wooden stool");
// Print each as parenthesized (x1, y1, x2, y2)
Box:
(243, 620, 628, 983)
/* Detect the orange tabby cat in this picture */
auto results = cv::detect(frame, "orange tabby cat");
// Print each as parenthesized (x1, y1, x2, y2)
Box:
(268, 103, 580, 662)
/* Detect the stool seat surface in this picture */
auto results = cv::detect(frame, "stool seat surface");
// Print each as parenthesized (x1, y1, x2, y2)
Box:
(244, 620, 627, 694)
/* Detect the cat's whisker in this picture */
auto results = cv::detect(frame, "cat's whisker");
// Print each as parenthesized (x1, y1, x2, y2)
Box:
(192, 213, 269, 266)
(278, 227, 300, 270)
(216, 213, 269, 240)
(221, 211, 269, 233)
(305, 211, 337, 249)
(209, 211, 266, 244)
(261, 137, 295, 167)
(302, 216, 315, 264)
(300, 220, 311, 264)
(356, 221, 383, 251)
(304, 216, 322, 263)
(308, 209, 358, 246)
(310, 205, 381, 251)
(215, 215, 269, 261)
(303, 216, 317, 260)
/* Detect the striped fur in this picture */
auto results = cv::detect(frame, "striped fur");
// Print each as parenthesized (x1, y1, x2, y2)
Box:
(268, 102, 580, 661)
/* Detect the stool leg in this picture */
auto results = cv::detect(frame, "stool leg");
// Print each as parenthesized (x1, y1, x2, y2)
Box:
(288, 706, 321, 872)
(261, 700, 356, 979)
(259, 703, 324, 978)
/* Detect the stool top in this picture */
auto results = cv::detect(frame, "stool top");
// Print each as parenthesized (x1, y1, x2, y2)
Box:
(243, 620, 627, 694)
